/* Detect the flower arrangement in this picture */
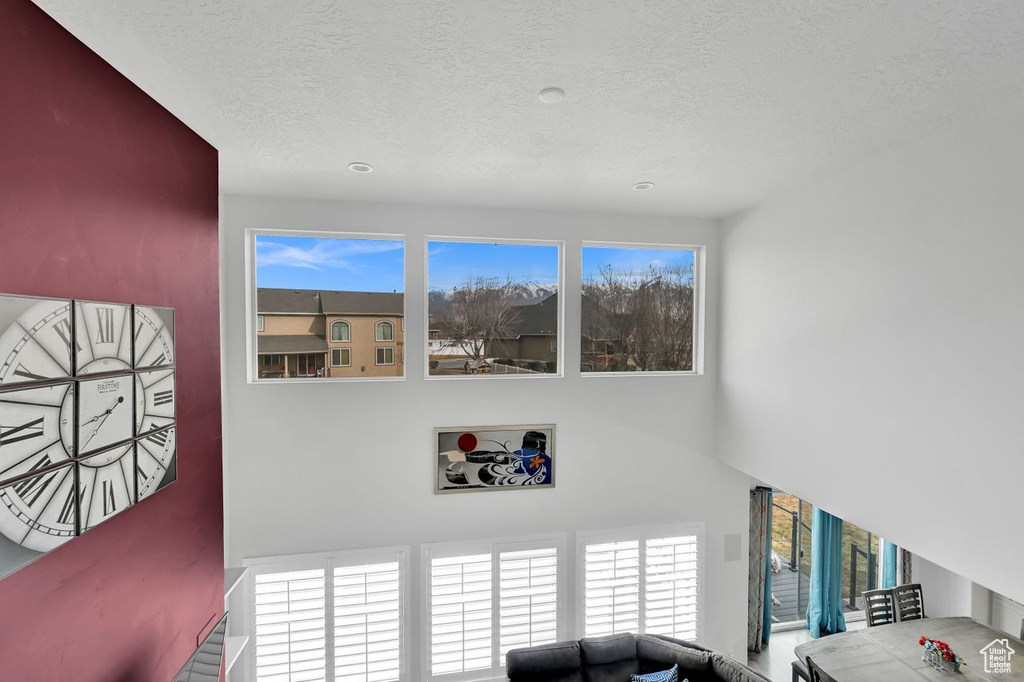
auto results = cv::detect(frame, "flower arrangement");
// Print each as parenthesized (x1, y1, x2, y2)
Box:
(920, 636, 963, 672)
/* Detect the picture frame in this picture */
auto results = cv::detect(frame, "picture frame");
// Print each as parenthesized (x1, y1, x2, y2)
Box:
(434, 424, 556, 494)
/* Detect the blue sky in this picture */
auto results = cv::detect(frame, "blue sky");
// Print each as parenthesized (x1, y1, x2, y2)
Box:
(582, 246, 695, 282)
(428, 242, 560, 291)
(256, 235, 404, 292)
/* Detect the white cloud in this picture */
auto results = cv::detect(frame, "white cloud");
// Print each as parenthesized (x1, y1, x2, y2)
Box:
(257, 237, 403, 271)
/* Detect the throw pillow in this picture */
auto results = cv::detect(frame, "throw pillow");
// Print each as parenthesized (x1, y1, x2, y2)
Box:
(631, 663, 681, 682)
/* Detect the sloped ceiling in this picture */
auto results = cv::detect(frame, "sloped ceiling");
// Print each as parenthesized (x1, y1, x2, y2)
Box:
(30, 0, 1024, 216)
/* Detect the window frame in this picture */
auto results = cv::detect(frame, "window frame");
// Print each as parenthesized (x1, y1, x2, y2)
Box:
(245, 228, 406, 384)
(376, 347, 395, 365)
(376, 320, 395, 342)
(421, 533, 568, 682)
(243, 546, 411, 682)
(332, 320, 352, 343)
(257, 315, 265, 332)
(575, 522, 705, 643)
(423, 236, 565, 382)
(331, 347, 351, 367)
(580, 241, 706, 377)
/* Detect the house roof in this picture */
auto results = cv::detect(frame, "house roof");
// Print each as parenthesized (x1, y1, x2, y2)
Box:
(257, 334, 328, 354)
(493, 293, 618, 340)
(257, 288, 403, 315)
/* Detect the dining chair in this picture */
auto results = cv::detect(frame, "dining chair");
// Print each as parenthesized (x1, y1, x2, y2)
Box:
(893, 583, 926, 621)
(806, 656, 839, 682)
(863, 588, 896, 627)
(792, 658, 810, 682)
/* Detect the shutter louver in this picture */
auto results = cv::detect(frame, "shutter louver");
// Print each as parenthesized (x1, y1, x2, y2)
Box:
(499, 547, 558, 666)
(254, 568, 328, 682)
(583, 540, 640, 637)
(334, 561, 401, 682)
(429, 553, 493, 676)
(644, 535, 699, 641)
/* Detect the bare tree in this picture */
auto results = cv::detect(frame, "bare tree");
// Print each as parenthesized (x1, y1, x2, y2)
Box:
(432, 276, 523, 362)
(582, 263, 694, 371)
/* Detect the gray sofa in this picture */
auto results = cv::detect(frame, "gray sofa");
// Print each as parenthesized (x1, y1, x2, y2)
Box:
(505, 633, 771, 682)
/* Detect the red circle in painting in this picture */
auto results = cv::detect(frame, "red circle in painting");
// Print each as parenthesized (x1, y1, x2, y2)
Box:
(457, 433, 478, 452)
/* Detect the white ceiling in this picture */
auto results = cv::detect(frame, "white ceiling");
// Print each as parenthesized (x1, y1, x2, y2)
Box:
(33, 0, 1024, 217)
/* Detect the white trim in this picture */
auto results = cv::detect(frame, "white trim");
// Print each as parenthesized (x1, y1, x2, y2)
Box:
(331, 347, 351, 367)
(576, 522, 706, 644)
(423, 236, 565, 381)
(376, 320, 395, 342)
(245, 228, 407, 384)
(330, 320, 351, 343)
(376, 346, 395, 365)
(579, 241, 705, 377)
(256, 315, 264, 332)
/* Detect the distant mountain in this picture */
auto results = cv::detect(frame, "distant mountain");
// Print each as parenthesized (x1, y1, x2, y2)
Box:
(428, 284, 558, 313)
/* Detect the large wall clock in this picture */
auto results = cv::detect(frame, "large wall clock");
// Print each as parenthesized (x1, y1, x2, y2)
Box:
(0, 293, 177, 580)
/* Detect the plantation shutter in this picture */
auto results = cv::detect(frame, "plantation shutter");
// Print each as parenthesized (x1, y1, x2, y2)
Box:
(334, 560, 402, 682)
(254, 568, 328, 682)
(582, 539, 640, 637)
(498, 546, 558, 666)
(644, 534, 700, 641)
(429, 553, 493, 676)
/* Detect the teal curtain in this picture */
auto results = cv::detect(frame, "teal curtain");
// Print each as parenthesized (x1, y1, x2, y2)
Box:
(806, 507, 847, 638)
(882, 540, 898, 588)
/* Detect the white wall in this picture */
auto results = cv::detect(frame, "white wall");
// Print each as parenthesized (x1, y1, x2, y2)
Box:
(913, 556, 972, 618)
(718, 102, 1024, 605)
(221, 195, 752, 658)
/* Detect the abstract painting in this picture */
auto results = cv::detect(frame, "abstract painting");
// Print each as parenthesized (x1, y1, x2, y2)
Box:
(435, 425, 555, 494)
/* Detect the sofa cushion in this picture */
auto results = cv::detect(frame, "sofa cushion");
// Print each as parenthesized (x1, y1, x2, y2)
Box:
(580, 634, 639, 682)
(632, 663, 680, 681)
(636, 635, 712, 675)
(507, 641, 583, 682)
(709, 652, 771, 682)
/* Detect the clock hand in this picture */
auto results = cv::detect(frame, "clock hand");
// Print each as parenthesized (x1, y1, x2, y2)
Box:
(80, 396, 124, 449)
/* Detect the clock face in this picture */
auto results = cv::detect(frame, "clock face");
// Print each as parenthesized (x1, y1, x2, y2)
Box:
(134, 306, 174, 369)
(0, 295, 177, 580)
(136, 426, 176, 501)
(77, 374, 134, 456)
(77, 444, 133, 532)
(0, 383, 75, 479)
(0, 463, 77, 554)
(0, 295, 73, 387)
(75, 301, 132, 375)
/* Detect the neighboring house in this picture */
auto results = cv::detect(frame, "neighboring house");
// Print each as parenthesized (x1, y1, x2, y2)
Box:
(256, 288, 404, 378)
(483, 293, 560, 368)
(980, 639, 1015, 674)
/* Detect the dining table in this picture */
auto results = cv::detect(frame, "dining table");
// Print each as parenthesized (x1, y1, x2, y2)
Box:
(795, 616, 1024, 681)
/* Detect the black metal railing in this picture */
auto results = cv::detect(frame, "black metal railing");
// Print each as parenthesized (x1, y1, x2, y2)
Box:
(772, 502, 812, 572)
(848, 536, 876, 608)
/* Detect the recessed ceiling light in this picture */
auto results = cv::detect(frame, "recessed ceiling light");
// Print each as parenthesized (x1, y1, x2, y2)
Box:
(538, 87, 565, 104)
(633, 182, 655, 191)
(348, 162, 374, 173)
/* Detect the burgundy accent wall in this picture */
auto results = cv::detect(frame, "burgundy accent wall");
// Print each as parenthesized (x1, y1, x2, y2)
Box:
(0, 2, 222, 681)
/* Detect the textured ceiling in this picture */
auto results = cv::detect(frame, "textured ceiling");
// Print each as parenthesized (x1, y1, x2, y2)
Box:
(31, 0, 1024, 216)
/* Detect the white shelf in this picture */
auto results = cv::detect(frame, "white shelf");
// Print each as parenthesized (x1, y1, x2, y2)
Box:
(224, 635, 249, 674)
(225, 566, 248, 600)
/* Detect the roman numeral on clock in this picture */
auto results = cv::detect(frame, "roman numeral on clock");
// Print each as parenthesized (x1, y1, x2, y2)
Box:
(57, 483, 81, 526)
(13, 455, 56, 507)
(54, 318, 81, 352)
(146, 353, 167, 368)
(13, 364, 48, 382)
(153, 389, 173, 406)
(102, 480, 117, 516)
(95, 307, 115, 344)
(0, 417, 44, 447)
(146, 429, 169, 447)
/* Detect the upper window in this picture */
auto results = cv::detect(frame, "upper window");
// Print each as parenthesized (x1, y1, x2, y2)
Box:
(332, 320, 351, 342)
(424, 536, 563, 680)
(581, 244, 699, 374)
(252, 232, 404, 382)
(578, 525, 702, 641)
(248, 548, 407, 682)
(376, 320, 394, 342)
(426, 240, 561, 378)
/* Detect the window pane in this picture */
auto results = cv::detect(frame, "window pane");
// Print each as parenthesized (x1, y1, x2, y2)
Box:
(582, 539, 639, 637)
(253, 568, 327, 682)
(644, 535, 699, 641)
(334, 561, 401, 682)
(581, 245, 696, 373)
(254, 233, 404, 380)
(376, 321, 394, 342)
(841, 519, 880, 612)
(427, 241, 560, 377)
(499, 547, 558, 666)
(429, 553, 493, 676)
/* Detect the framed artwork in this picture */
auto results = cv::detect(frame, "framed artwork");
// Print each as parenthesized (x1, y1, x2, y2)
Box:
(0, 293, 177, 580)
(435, 424, 555, 494)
